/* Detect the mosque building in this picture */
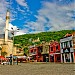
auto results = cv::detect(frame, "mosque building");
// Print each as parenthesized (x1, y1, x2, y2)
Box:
(0, 10, 13, 57)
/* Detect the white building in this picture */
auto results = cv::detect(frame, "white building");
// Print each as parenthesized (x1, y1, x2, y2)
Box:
(60, 33, 75, 63)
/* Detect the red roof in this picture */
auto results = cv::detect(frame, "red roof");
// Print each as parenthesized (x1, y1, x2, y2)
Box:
(72, 32, 75, 36)
(64, 33, 72, 37)
(50, 41, 59, 46)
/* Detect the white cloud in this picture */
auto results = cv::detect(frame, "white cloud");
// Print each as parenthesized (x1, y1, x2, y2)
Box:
(0, 18, 26, 35)
(0, 0, 75, 35)
(9, 23, 26, 36)
(15, 30, 26, 36)
(24, 1, 75, 33)
(0, 0, 9, 20)
(0, 0, 16, 22)
(0, 18, 5, 34)
(9, 23, 18, 30)
(0, 0, 9, 34)
(0, 0, 31, 35)
(10, 0, 29, 21)
(16, 0, 28, 7)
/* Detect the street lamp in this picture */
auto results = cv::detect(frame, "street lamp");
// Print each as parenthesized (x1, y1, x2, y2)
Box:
(11, 27, 19, 65)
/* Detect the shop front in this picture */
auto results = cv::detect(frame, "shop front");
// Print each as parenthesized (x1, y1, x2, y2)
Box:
(50, 53, 60, 62)
(61, 48, 74, 63)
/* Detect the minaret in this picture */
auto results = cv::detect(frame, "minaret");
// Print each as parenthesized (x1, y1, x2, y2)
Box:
(5, 10, 10, 43)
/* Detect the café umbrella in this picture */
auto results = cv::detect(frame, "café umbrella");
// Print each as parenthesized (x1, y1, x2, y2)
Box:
(0, 56, 7, 60)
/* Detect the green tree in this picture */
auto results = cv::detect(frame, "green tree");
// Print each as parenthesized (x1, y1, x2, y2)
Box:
(14, 30, 75, 48)
(1, 51, 7, 57)
(23, 47, 29, 56)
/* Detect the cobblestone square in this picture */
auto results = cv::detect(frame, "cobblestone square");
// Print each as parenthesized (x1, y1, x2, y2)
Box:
(0, 63, 75, 75)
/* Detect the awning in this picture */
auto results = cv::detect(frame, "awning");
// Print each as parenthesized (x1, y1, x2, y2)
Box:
(0, 56, 7, 60)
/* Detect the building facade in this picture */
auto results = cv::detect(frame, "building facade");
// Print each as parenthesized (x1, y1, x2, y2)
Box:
(60, 33, 75, 63)
(29, 45, 43, 62)
(49, 41, 61, 62)
(0, 10, 14, 57)
(0, 34, 13, 57)
(41, 42, 49, 62)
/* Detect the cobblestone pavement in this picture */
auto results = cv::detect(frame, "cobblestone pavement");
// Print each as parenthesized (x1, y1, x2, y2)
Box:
(0, 63, 75, 75)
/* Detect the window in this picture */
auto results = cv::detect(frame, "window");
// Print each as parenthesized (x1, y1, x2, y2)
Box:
(61, 43, 63, 49)
(39, 49, 42, 53)
(32, 55, 36, 60)
(34, 49, 36, 54)
(64, 42, 66, 48)
(51, 47, 53, 51)
(65, 41, 68, 47)
(56, 46, 58, 50)
(69, 40, 72, 47)
(34, 49, 36, 52)
(31, 50, 33, 53)
(65, 42, 67, 47)
(38, 47, 43, 53)
(45, 46, 48, 52)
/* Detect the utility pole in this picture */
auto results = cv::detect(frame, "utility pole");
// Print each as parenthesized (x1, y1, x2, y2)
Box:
(11, 27, 19, 65)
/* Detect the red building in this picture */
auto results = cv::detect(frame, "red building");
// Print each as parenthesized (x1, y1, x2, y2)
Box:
(49, 41, 61, 62)
(29, 46, 43, 62)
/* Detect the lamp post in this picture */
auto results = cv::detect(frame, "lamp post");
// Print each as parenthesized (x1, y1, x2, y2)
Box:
(11, 27, 19, 65)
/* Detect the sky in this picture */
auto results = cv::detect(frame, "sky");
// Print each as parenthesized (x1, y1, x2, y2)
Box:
(0, 0, 75, 35)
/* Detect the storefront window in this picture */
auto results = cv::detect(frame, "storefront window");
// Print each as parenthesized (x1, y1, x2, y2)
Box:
(32, 55, 36, 60)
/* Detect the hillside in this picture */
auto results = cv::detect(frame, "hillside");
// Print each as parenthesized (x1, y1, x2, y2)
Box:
(14, 30, 75, 47)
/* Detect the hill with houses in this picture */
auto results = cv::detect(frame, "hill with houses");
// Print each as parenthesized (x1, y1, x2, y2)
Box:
(14, 30, 75, 47)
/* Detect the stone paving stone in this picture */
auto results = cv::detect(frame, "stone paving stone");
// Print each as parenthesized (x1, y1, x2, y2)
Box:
(0, 63, 75, 75)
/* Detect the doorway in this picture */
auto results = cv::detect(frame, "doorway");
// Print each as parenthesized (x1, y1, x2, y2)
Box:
(65, 53, 70, 62)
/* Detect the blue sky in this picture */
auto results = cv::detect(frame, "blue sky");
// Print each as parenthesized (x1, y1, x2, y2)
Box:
(0, 0, 75, 35)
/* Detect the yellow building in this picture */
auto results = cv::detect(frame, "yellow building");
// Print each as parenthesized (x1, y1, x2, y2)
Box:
(13, 45, 24, 56)
(0, 35, 13, 57)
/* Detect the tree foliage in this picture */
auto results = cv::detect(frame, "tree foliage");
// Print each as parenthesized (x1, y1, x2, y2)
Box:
(14, 30, 75, 55)
(1, 52, 7, 57)
(14, 30, 75, 46)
